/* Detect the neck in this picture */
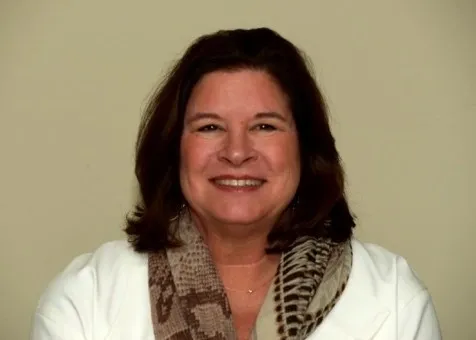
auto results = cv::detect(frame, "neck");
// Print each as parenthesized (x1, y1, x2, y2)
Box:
(206, 230, 270, 265)
(189, 211, 273, 265)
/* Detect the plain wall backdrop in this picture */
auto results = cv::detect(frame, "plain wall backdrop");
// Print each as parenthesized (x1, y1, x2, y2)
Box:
(1, 1, 474, 339)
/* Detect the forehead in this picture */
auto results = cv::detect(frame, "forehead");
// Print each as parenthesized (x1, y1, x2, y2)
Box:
(185, 69, 290, 116)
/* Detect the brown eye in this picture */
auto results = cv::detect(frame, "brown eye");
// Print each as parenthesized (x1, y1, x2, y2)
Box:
(198, 124, 220, 132)
(255, 124, 277, 131)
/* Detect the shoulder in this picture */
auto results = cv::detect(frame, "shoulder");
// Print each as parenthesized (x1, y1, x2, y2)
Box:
(350, 238, 427, 308)
(310, 240, 441, 339)
(39, 240, 145, 299)
(313, 239, 441, 339)
(32, 240, 148, 339)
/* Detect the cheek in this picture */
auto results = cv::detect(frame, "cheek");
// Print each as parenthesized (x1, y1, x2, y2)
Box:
(180, 137, 197, 177)
(266, 136, 300, 175)
(180, 134, 215, 175)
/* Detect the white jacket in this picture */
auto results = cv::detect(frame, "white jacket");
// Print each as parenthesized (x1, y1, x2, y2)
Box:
(31, 239, 442, 339)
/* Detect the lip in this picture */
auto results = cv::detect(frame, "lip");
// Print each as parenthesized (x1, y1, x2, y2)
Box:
(209, 175, 267, 192)
(210, 175, 266, 181)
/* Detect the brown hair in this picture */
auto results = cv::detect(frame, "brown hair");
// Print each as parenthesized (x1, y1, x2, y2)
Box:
(125, 27, 355, 253)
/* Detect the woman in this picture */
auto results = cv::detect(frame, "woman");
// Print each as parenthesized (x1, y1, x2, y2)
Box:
(31, 28, 441, 339)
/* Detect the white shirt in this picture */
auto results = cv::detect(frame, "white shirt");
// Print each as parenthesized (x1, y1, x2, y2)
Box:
(31, 239, 442, 339)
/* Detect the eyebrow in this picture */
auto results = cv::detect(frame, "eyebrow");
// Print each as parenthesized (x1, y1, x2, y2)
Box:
(186, 111, 288, 123)
(185, 112, 222, 124)
(254, 111, 287, 122)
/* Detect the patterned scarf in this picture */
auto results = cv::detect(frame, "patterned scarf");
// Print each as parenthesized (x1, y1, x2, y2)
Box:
(148, 215, 352, 340)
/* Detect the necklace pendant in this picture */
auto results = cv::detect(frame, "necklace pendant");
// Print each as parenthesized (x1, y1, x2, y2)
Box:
(248, 289, 253, 294)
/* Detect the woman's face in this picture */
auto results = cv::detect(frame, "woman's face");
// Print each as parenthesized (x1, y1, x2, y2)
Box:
(180, 69, 300, 229)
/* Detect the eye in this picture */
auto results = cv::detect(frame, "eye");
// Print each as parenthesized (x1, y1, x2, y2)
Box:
(254, 124, 277, 131)
(197, 124, 221, 132)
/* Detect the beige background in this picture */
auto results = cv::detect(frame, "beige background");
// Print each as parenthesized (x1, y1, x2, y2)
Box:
(1, 1, 474, 339)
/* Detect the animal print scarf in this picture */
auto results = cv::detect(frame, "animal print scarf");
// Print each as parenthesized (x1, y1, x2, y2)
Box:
(148, 215, 352, 340)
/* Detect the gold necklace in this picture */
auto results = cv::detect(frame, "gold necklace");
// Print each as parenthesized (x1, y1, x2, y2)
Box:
(215, 254, 268, 268)
(223, 274, 274, 294)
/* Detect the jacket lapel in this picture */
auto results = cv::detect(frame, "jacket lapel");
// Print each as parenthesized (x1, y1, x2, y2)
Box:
(307, 239, 392, 339)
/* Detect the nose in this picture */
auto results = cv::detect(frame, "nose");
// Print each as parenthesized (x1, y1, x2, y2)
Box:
(218, 130, 257, 166)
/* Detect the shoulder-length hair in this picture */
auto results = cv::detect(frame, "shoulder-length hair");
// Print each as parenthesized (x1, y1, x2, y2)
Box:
(125, 27, 355, 253)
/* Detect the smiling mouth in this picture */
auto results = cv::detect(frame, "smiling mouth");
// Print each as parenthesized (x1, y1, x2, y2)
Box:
(211, 178, 266, 188)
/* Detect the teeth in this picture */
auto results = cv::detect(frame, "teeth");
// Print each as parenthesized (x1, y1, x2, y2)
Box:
(214, 179, 263, 187)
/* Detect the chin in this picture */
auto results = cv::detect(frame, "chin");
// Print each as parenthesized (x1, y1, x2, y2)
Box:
(214, 215, 260, 226)
(211, 209, 265, 226)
